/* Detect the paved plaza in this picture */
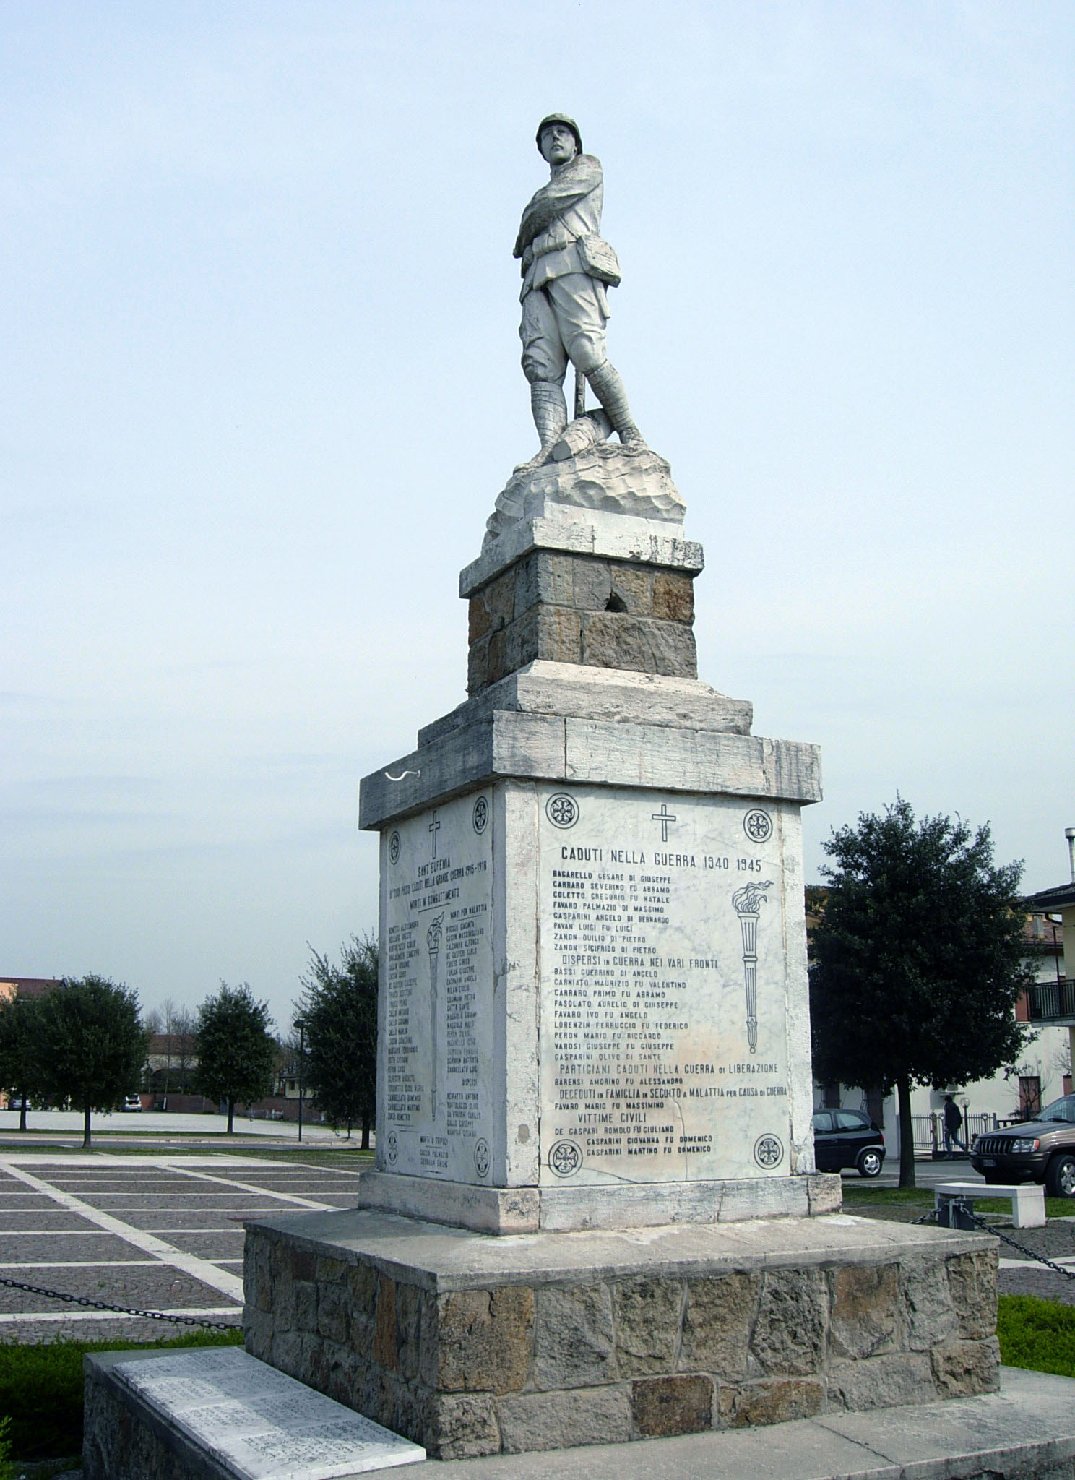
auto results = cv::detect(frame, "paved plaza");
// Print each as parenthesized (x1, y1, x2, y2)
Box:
(0, 1150, 366, 1342)
(0, 1137, 1071, 1348)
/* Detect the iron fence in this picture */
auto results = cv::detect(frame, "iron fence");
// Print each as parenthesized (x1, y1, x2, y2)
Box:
(910, 1111, 994, 1154)
(1025, 978, 1075, 1023)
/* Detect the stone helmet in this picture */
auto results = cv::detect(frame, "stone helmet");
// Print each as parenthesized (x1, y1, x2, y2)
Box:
(535, 113, 582, 156)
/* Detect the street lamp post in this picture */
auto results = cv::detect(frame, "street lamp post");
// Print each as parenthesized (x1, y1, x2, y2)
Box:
(295, 1018, 307, 1144)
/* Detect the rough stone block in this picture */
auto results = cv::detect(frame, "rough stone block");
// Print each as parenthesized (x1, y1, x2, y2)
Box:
(751, 1268, 828, 1376)
(534, 1283, 616, 1390)
(346, 1259, 377, 1318)
(482, 569, 516, 630)
(829, 1262, 898, 1359)
(534, 606, 582, 664)
(498, 1385, 632, 1454)
(608, 565, 654, 615)
(289, 1247, 316, 1283)
(900, 1252, 958, 1350)
(652, 569, 695, 623)
(292, 1279, 317, 1334)
(396, 1280, 422, 1382)
(502, 606, 540, 674)
(428, 1391, 502, 1461)
(243, 1306, 272, 1361)
(246, 1241, 273, 1314)
(930, 1336, 1001, 1397)
(316, 1279, 349, 1345)
(571, 558, 613, 611)
(513, 551, 575, 614)
(828, 1351, 937, 1410)
(631, 1374, 713, 1437)
(468, 595, 493, 644)
(373, 1272, 399, 1371)
(718, 1377, 825, 1428)
(466, 635, 490, 695)
(579, 611, 697, 677)
(612, 1276, 683, 1375)
(430, 1285, 534, 1394)
(947, 1249, 998, 1340)
(680, 1271, 759, 1377)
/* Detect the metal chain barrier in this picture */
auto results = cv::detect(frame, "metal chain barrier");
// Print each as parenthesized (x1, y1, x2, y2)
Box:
(968, 1210, 1075, 1281)
(0, 1271, 239, 1331)
(917, 1199, 1075, 1282)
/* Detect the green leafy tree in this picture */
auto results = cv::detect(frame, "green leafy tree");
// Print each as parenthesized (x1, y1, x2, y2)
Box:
(0, 994, 44, 1132)
(195, 982, 275, 1132)
(26, 976, 147, 1149)
(298, 934, 378, 1146)
(810, 798, 1034, 1187)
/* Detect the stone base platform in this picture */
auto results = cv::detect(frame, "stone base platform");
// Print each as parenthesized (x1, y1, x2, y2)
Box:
(418, 1367, 1075, 1479)
(243, 1208, 1001, 1461)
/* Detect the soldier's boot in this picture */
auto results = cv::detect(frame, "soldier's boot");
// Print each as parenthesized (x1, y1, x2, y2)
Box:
(514, 381, 568, 473)
(586, 360, 645, 450)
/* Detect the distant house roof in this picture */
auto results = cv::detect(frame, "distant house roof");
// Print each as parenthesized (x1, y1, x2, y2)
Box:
(0, 977, 62, 1000)
(1025, 883, 1075, 912)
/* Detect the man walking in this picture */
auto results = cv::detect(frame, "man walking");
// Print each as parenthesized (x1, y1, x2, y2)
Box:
(943, 1094, 968, 1156)
(514, 113, 644, 469)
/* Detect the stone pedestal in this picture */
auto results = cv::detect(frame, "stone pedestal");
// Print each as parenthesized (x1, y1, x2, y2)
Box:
(356, 505, 826, 1234)
(240, 482, 1001, 1459)
(243, 1208, 1000, 1461)
(462, 509, 703, 694)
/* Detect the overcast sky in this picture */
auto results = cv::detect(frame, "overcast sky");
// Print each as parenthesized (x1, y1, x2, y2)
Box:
(3, 1, 1072, 1030)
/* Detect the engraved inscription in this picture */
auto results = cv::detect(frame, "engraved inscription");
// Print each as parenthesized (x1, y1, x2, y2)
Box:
(540, 785, 792, 1185)
(382, 792, 493, 1183)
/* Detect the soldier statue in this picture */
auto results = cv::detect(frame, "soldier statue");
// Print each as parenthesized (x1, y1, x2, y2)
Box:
(513, 114, 644, 471)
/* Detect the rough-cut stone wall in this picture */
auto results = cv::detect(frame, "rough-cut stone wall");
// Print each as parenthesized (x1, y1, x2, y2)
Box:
(467, 550, 698, 695)
(243, 1225, 1000, 1461)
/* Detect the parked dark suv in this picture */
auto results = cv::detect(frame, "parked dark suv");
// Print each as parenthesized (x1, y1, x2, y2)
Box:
(970, 1093, 1075, 1197)
(812, 1108, 885, 1178)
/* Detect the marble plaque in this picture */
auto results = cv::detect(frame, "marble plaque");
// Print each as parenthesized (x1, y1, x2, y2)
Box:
(115, 1348, 425, 1476)
(537, 783, 799, 1186)
(380, 789, 495, 1183)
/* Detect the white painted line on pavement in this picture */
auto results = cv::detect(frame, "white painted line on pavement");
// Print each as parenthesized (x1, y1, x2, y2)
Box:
(165, 1163, 334, 1209)
(0, 1260, 159, 1270)
(0, 1162, 243, 1302)
(0, 1307, 240, 1325)
(0, 1229, 124, 1237)
(0, 1225, 118, 1237)
(1000, 1256, 1075, 1269)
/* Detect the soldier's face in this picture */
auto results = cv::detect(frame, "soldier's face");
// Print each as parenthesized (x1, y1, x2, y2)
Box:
(539, 124, 577, 165)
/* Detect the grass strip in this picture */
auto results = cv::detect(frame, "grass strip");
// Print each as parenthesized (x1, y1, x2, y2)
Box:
(998, 1293, 1075, 1378)
(841, 1185, 1075, 1218)
(0, 1329, 242, 1462)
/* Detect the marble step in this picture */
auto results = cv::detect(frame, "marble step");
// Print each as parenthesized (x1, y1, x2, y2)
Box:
(83, 1345, 425, 1479)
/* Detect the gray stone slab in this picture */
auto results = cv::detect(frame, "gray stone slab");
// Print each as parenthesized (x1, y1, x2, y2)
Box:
(85, 1347, 426, 1478)
(403, 1367, 1075, 1478)
(460, 511, 704, 598)
(243, 1207, 994, 1292)
(355, 1169, 841, 1233)
(417, 662, 753, 746)
(359, 713, 820, 832)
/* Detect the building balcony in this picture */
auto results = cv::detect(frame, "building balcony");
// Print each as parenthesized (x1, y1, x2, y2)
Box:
(1025, 978, 1075, 1026)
